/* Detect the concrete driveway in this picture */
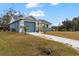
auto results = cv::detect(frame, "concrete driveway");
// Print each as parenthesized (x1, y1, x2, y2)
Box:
(28, 32, 79, 51)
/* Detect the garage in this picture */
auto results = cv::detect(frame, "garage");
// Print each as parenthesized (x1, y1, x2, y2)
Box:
(24, 21, 36, 32)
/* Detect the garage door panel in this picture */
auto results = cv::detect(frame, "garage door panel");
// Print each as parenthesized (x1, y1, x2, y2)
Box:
(24, 21, 35, 32)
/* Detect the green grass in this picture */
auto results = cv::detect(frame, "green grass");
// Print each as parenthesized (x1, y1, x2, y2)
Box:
(47, 31, 79, 40)
(0, 32, 79, 56)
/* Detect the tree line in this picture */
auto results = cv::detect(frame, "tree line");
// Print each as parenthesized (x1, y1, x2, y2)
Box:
(52, 17, 79, 31)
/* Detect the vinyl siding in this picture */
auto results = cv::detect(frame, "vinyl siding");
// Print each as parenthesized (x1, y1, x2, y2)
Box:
(10, 21, 19, 32)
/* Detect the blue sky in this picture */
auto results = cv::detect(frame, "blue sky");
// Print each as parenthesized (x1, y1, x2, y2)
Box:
(0, 3, 79, 26)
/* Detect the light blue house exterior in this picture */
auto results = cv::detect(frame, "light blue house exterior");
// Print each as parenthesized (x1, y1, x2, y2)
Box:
(9, 21, 20, 32)
(9, 16, 51, 32)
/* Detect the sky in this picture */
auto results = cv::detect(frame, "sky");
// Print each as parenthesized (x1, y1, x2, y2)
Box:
(0, 3, 79, 26)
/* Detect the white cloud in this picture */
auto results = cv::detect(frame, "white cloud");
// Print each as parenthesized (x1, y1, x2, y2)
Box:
(51, 3, 59, 5)
(25, 3, 41, 8)
(29, 10, 45, 17)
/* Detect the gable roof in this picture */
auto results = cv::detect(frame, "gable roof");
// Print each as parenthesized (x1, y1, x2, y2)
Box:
(9, 15, 52, 25)
(38, 19, 51, 25)
(24, 16, 37, 21)
(9, 16, 37, 24)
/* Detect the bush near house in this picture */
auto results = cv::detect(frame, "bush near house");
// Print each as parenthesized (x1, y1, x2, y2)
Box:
(20, 26, 29, 34)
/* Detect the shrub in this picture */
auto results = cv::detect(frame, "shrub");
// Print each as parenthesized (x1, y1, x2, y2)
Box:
(20, 26, 29, 34)
(38, 47, 52, 55)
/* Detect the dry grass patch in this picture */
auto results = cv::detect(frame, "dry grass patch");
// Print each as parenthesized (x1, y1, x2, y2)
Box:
(0, 32, 79, 56)
(47, 31, 79, 40)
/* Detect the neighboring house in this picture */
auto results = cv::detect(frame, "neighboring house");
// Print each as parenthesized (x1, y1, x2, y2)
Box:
(9, 16, 52, 32)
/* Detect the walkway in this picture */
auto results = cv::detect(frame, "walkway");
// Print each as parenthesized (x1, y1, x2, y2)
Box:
(28, 32, 79, 51)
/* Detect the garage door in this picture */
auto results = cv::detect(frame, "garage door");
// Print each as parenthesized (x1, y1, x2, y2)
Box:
(24, 21, 36, 32)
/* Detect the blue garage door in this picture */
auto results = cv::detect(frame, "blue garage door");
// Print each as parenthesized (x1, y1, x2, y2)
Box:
(24, 21, 36, 32)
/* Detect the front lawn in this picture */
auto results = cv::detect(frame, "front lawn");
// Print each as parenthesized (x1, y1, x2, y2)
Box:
(47, 31, 79, 40)
(0, 32, 79, 56)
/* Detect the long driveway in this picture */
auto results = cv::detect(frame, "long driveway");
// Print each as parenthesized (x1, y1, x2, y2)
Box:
(28, 32, 79, 51)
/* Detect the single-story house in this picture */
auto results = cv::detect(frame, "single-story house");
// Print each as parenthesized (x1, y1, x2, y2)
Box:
(9, 15, 52, 32)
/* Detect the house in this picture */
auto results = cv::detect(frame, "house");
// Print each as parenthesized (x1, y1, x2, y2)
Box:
(9, 15, 52, 32)
(0, 8, 52, 32)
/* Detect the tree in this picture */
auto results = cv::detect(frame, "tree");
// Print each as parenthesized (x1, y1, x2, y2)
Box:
(62, 18, 73, 31)
(58, 25, 66, 31)
(2, 8, 16, 24)
(72, 17, 79, 31)
(59, 17, 79, 31)
(2, 13, 11, 24)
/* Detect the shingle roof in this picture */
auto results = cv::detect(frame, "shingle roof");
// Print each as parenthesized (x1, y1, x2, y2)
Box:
(24, 16, 37, 21)
(9, 16, 37, 24)
(9, 15, 51, 25)
(38, 19, 51, 24)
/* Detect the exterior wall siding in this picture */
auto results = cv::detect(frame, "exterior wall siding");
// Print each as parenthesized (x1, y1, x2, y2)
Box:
(10, 21, 19, 32)
(36, 21, 51, 32)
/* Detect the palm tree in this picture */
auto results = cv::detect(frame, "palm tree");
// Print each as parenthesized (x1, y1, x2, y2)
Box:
(20, 26, 29, 34)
